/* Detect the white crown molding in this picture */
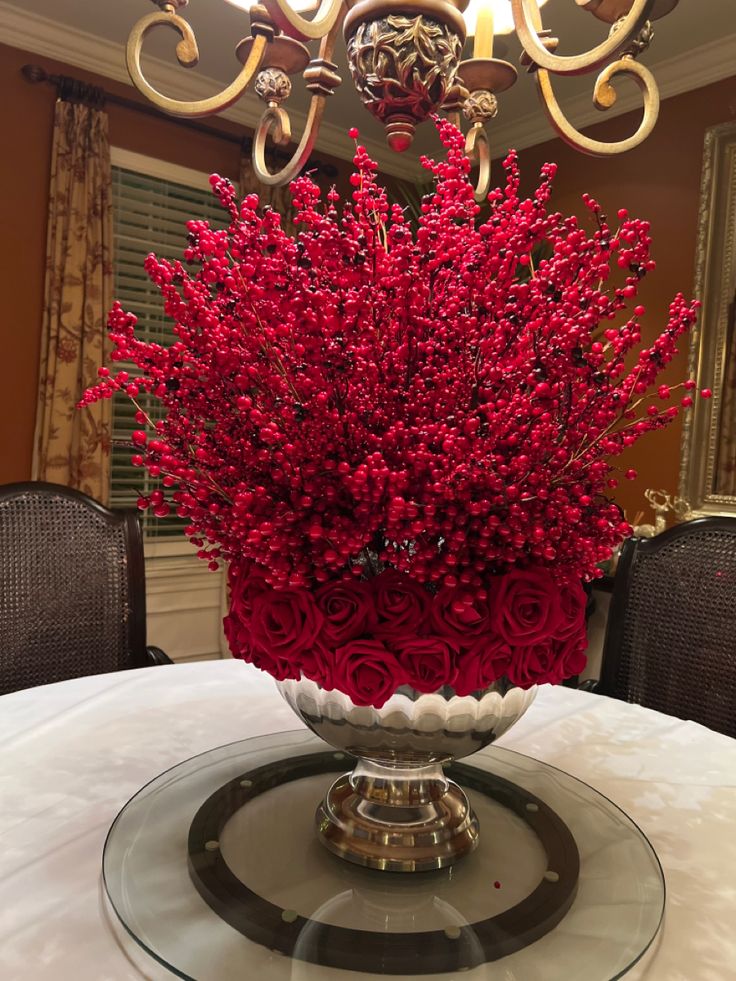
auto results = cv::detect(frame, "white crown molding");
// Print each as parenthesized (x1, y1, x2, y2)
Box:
(2, 1, 733, 178)
(0, 0, 422, 180)
(492, 32, 736, 154)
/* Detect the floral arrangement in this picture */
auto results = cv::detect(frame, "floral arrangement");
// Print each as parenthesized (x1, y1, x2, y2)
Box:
(82, 120, 706, 707)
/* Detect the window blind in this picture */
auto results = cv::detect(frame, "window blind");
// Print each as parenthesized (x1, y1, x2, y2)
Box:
(110, 165, 230, 539)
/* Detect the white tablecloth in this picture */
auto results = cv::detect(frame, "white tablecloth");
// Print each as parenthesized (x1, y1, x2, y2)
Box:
(0, 661, 734, 980)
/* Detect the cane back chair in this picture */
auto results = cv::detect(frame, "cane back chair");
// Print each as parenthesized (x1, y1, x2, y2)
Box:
(0, 481, 171, 695)
(598, 517, 736, 738)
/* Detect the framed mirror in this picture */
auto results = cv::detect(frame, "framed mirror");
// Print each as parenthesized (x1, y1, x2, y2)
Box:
(680, 121, 736, 516)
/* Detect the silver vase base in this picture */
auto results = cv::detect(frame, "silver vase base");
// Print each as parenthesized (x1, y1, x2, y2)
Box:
(317, 771, 480, 872)
(277, 676, 538, 872)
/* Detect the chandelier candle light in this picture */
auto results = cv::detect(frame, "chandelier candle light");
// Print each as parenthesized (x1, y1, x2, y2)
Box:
(83, 118, 708, 871)
(126, 0, 679, 200)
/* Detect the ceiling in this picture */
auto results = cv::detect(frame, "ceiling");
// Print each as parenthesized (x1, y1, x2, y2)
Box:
(2, 0, 735, 177)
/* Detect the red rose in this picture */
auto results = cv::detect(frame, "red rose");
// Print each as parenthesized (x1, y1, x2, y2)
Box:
(250, 588, 323, 663)
(430, 586, 490, 644)
(315, 579, 376, 645)
(372, 569, 430, 638)
(393, 636, 457, 693)
(224, 630, 299, 681)
(555, 581, 588, 641)
(300, 640, 336, 689)
(248, 643, 301, 681)
(224, 564, 270, 656)
(506, 639, 559, 689)
(333, 639, 405, 708)
(223, 608, 245, 655)
(507, 626, 589, 690)
(556, 629, 588, 680)
(229, 562, 269, 609)
(454, 638, 514, 696)
(490, 567, 562, 646)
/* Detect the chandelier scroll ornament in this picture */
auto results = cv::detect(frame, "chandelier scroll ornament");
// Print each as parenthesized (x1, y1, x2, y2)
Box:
(511, 0, 664, 158)
(124, 0, 679, 196)
(249, 7, 345, 185)
(126, 1, 272, 116)
(453, 55, 517, 202)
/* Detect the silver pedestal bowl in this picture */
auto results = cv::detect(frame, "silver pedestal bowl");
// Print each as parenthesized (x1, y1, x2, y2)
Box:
(277, 677, 537, 872)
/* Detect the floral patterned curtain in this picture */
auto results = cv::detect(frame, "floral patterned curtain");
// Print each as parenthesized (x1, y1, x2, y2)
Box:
(32, 98, 113, 502)
(715, 290, 736, 496)
(239, 147, 296, 234)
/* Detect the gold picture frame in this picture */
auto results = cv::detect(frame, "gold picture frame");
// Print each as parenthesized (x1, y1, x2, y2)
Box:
(679, 121, 736, 516)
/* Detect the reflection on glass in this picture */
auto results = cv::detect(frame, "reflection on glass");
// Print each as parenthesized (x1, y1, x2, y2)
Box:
(103, 730, 665, 981)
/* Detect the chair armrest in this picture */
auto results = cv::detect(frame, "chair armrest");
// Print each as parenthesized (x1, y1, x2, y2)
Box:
(578, 678, 600, 693)
(146, 645, 174, 666)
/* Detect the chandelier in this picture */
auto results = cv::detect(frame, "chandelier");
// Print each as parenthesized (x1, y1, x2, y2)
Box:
(126, 0, 678, 200)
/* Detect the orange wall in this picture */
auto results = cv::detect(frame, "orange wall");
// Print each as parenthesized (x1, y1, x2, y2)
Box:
(0, 42, 351, 484)
(508, 75, 736, 521)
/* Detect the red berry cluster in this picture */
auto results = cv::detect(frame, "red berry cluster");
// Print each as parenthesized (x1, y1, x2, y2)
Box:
(82, 119, 703, 599)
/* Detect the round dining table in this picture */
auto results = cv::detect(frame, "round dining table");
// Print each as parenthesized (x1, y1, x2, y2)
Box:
(0, 659, 734, 980)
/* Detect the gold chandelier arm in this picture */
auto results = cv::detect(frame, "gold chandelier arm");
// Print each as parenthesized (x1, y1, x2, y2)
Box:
(126, 10, 268, 117)
(510, 0, 655, 76)
(252, 12, 342, 186)
(262, 0, 343, 43)
(535, 57, 660, 156)
(465, 124, 491, 204)
(253, 98, 327, 186)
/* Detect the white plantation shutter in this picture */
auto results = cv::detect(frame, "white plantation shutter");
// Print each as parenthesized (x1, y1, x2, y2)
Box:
(110, 163, 231, 539)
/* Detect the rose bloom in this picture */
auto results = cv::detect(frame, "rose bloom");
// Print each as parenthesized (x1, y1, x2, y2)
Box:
(224, 563, 270, 654)
(372, 569, 431, 639)
(249, 588, 323, 663)
(315, 579, 376, 646)
(555, 581, 588, 641)
(300, 640, 336, 689)
(393, 636, 457, 693)
(333, 638, 406, 708)
(490, 567, 563, 646)
(454, 638, 514, 696)
(229, 562, 270, 616)
(556, 629, 588, 679)
(430, 586, 491, 644)
(231, 635, 300, 681)
(506, 639, 559, 689)
(223, 607, 247, 658)
(507, 629, 588, 689)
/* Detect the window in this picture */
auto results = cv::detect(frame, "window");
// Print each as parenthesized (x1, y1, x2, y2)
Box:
(109, 150, 233, 540)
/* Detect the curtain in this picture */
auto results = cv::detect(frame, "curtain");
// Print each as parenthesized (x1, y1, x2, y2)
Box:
(239, 150, 296, 234)
(715, 290, 736, 496)
(32, 99, 113, 503)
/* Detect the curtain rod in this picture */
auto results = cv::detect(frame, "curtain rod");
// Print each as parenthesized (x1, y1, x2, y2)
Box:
(21, 64, 339, 180)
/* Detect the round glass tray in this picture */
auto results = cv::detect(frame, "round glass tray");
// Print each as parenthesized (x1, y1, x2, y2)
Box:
(103, 730, 664, 981)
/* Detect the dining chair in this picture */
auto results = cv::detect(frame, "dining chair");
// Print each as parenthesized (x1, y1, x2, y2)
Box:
(0, 481, 172, 695)
(596, 517, 736, 738)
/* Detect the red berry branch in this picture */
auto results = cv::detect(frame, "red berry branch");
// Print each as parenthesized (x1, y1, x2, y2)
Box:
(80, 119, 707, 701)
